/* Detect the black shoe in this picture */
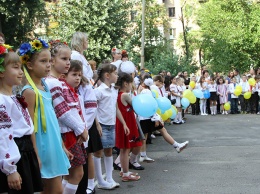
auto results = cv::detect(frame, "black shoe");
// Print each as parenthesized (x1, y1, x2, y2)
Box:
(146, 139, 152, 144)
(129, 162, 145, 170)
(113, 162, 121, 170)
(230, 112, 235, 114)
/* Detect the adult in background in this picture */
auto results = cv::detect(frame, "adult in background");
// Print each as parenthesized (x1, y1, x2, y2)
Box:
(226, 71, 235, 101)
(234, 69, 241, 84)
(0, 32, 5, 44)
(71, 31, 93, 81)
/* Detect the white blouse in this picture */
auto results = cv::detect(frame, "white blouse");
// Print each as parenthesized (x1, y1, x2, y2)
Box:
(95, 82, 118, 125)
(71, 50, 93, 81)
(0, 94, 34, 175)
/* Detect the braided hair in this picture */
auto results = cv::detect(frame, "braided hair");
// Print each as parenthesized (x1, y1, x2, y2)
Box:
(115, 72, 133, 89)
(93, 63, 117, 87)
(49, 40, 70, 58)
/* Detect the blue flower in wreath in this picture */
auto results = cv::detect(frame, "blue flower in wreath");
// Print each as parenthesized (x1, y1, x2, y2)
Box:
(19, 43, 32, 56)
(39, 39, 49, 48)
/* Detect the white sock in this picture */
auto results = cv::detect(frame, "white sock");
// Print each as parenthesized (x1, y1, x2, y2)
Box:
(203, 102, 206, 114)
(122, 172, 130, 177)
(93, 156, 110, 186)
(210, 106, 213, 114)
(178, 112, 182, 121)
(200, 103, 203, 114)
(172, 141, 180, 148)
(114, 155, 120, 165)
(140, 152, 146, 157)
(104, 156, 114, 183)
(87, 178, 95, 190)
(130, 153, 138, 164)
(62, 179, 68, 190)
(213, 106, 216, 114)
(63, 183, 78, 194)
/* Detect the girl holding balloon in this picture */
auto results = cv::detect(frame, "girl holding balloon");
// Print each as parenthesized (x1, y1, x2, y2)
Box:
(138, 74, 189, 162)
(239, 75, 250, 114)
(217, 76, 229, 114)
(197, 76, 208, 115)
(170, 77, 183, 124)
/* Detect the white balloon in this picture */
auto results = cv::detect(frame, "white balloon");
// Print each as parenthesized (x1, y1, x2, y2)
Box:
(120, 61, 135, 74)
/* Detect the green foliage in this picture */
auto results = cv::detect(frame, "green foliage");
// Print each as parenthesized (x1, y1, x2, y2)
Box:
(0, 0, 48, 47)
(48, 0, 132, 63)
(194, 0, 260, 73)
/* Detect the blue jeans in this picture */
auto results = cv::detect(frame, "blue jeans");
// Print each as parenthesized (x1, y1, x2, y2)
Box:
(99, 124, 115, 148)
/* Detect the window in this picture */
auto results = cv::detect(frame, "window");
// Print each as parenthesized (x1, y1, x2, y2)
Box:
(131, 11, 137, 21)
(162, 0, 165, 3)
(168, 7, 175, 17)
(169, 28, 176, 39)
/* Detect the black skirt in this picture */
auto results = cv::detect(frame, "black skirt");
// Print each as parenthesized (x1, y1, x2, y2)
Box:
(140, 119, 163, 134)
(210, 92, 218, 101)
(0, 135, 43, 194)
(87, 121, 103, 153)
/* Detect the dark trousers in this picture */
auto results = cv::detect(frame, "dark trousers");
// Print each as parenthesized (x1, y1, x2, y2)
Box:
(206, 99, 211, 114)
(76, 149, 88, 194)
(239, 95, 249, 112)
(195, 98, 200, 114)
(255, 92, 259, 113)
(217, 98, 220, 113)
(231, 98, 239, 113)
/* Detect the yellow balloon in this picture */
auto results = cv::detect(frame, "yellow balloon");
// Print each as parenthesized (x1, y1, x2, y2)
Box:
(235, 85, 242, 93)
(165, 109, 173, 118)
(234, 89, 241, 96)
(151, 89, 159, 98)
(171, 105, 177, 113)
(189, 94, 196, 104)
(161, 112, 169, 121)
(183, 89, 192, 98)
(244, 92, 251, 99)
(189, 81, 196, 89)
(248, 78, 256, 86)
(224, 102, 230, 111)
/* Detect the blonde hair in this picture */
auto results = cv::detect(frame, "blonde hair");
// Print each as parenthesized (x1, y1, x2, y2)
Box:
(71, 32, 88, 52)
(2, 52, 21, 68)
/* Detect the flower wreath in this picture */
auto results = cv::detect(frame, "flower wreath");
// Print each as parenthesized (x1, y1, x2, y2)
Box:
(122, 50, 127, 55)
(0, 44, 13, 72)
(111, 47, 117, 52)
(49, 39, 68, 46)
(18, 38, 49, 65)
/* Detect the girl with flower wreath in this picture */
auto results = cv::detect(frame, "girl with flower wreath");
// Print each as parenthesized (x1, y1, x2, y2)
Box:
(20, 39, 71, 194)
(0, 44, 43, 194)
(45, 40, 88, 194)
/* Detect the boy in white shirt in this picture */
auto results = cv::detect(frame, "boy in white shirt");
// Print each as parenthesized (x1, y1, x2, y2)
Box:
(239, 75, 250, 114)
(229, 78, 239, 114)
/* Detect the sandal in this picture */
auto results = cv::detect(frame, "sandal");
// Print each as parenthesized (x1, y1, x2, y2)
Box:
(122, 174, 140, 182)
(119, 171, 138, 177)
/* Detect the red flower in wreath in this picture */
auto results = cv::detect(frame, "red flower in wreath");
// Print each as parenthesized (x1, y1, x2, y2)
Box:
(0, 45, 6, 55)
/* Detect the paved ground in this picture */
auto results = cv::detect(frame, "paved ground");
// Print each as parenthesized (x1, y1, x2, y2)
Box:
(97, 113, 260, 194)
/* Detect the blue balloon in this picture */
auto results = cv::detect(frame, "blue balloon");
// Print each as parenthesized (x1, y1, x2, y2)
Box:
(193, 89, 204, 98)
(132, 94, 158, 117)
(156, 97, 171, 112)
(203, 90, 211, 99)
(181, 97, 190, 108)
(170, 107, 177, 119)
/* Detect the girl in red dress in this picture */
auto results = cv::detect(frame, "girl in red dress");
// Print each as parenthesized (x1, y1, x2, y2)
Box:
(115, 72, 142, 182)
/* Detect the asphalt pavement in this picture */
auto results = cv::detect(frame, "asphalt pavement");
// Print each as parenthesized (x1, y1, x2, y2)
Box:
(97, 113, 260, 194)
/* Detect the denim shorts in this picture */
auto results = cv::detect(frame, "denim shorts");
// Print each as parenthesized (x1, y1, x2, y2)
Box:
(100, 124, 115, 148)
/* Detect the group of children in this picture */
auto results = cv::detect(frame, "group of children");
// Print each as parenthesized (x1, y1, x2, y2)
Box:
(0, 33, 189, 194)
(165, 70, 260, 120)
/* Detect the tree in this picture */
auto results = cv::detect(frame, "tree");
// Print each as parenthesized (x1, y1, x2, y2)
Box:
(194, 0, 260, 73)
(0, 0, 48, 47)
(48, 0, 133, 62)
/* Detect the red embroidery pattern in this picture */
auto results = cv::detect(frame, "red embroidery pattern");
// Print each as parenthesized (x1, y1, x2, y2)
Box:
(9, 134, 12, 140)
(12, 97, 31, 126)
(55, 101, 70, 118)
(11, 161, 14, 165)
(5, 153, 10, 159)
(50, 86, 63, 100)
(84, 101, 97, 109)
(0, 105, 12, 129)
